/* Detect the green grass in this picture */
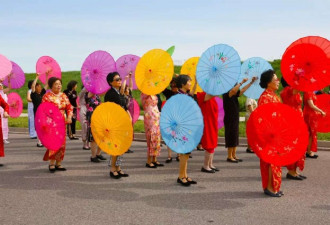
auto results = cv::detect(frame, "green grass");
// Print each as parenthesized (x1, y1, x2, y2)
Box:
(8, 60, 330, 140)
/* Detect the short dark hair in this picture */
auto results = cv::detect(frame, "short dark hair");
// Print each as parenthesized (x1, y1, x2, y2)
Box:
(28, 80, 34, 89)
(66, 80, 78, 91)
(176, 74, 191, 88)
(48, 77, 62, 89)
(259, 69, 275, 89)
(35, 83, 41, 88)
(106, 72, 120, 86)
(280, 76, 289, 88)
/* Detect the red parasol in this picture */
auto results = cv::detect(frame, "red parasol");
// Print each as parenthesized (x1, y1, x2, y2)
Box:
(7, 92, 23, 118)
(315, 94, 330, 133)
(3, 61, 25, 89)
(281, 36, 330, 92)
(35, 102, 66, 150)
(36, 56, 61, 84)
(246, 103, 309, 166)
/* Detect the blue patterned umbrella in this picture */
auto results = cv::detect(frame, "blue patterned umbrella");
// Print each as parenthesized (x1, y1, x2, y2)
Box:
(239, 57, 273, 99)
(196, 44, 241, 95)
(160, 94, 204, 154)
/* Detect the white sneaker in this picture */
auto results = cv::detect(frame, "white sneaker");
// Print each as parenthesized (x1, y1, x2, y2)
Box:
(4, 140, 9, 144)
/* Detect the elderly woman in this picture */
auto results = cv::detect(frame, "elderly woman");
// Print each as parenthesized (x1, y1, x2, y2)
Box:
(258, 69, 283, 197)
(245, 97, 257, 153)
(0, 78, 11, 144)
(223, 77, 257, 163)
(42, 77, 73, 172)
(104, 72, 130, 179)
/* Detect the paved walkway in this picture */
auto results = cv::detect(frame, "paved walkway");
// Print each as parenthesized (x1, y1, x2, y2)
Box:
(0, 133, 330, 225)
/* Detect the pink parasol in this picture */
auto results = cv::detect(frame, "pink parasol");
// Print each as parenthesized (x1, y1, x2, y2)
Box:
(35, 102, 66, 150)
(131, 99, 140, 124)
(214, 97, 225, 129)
(0, 54, 12, 80)
(81, 50, 117, 94)
(3, 61, 25, 89)
(116, 54, 140, 90)
(7, 92, 23, 118)
(36, 56, 61, 84)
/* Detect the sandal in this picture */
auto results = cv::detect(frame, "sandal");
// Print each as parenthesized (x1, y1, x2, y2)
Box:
(55, 165, 67, 171)
(49, 165, 56, 173)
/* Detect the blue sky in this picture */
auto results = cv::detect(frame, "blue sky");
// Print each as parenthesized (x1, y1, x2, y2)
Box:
(0, 0, 329, 72)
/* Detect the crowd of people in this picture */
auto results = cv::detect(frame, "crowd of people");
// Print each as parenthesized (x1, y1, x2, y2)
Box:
(0, 70, 327, 198)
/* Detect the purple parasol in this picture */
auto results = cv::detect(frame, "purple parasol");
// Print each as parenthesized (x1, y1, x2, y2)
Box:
(3, 61, 25, 89)
(116, 54, 140, 90)
(81, 50, 117, 94)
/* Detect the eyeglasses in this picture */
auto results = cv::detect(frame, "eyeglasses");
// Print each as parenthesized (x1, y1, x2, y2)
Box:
(114, 78, 122, 82)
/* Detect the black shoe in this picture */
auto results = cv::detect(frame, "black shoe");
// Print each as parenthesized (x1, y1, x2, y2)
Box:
(117, 170, 129, 177)
(49, 165, 56, 173)
(298, 174, 307, 179)
(110, 171, 121, 179)
(126, 149, 134, 153)
(153, 161, 164, 167)
(210, 167, 219, 172)
(189, 155, 192, 158)
(197, 147, 204, 151)
(0, 164, 3, 167)
(186, 177, 197, 184)
(165, 157, 172, 163)
(177, 177, 191, 186)
(55, 165, 67, 171)
(234, 158, 243, 162)
(83, 146, 91, 150)
(91, 157, 100, 163)
(227, 158, 238, 163)
(145, 163, 157, 168)
(96, 154, 107, 160)
(246, 148, 254, 153)
(201, 167, 215, 173)
(264, 188, 282, 197)
(37, 143, 44, 147)
(306, 153, 318, 158)
(31, 137, 37, 139)
(176, 156, 180, 161)
(286, 173, 303, 180)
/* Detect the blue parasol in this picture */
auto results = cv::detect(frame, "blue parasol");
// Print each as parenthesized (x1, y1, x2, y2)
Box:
(196, 44, 241, 95)
(239, 57, 273, 99)
(160, 94, 204, 154)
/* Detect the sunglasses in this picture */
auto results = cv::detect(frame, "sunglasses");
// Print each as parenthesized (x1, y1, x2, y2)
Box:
(114, 78, 122, 82)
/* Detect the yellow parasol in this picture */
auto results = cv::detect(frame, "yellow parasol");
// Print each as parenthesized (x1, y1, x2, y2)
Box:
(180, 57, 203, 93)
(91, 102, 133, 156)
(135, 49, 174, 95)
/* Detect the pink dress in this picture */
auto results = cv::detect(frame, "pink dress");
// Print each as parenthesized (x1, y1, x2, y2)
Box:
(141, 94, 161, 157)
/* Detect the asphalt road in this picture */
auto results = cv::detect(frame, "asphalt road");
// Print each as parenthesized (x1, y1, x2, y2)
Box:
(1, 133, 330, 225)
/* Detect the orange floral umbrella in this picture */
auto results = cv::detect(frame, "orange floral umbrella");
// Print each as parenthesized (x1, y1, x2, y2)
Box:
(91, 102, 133, 156)
(135, 49, 174, 95)
(180, 57, 203, 93)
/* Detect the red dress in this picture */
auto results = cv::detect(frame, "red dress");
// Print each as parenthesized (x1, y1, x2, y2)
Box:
(303, 92, 318, 152)
(0, 95, 9, 157)
(258, 89, 282, 192)
(280, 87, 305, 171)
(197, 92, 218, 153)
(42, 92, 73, 161)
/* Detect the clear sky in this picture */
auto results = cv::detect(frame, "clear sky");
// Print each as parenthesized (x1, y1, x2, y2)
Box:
(0, 0, 329, 72)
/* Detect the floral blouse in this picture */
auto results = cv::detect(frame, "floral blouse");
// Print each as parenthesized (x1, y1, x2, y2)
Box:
(85, 93, 101, 122)
(42, 92, 73, 118)
(258, 89, 281, 106)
